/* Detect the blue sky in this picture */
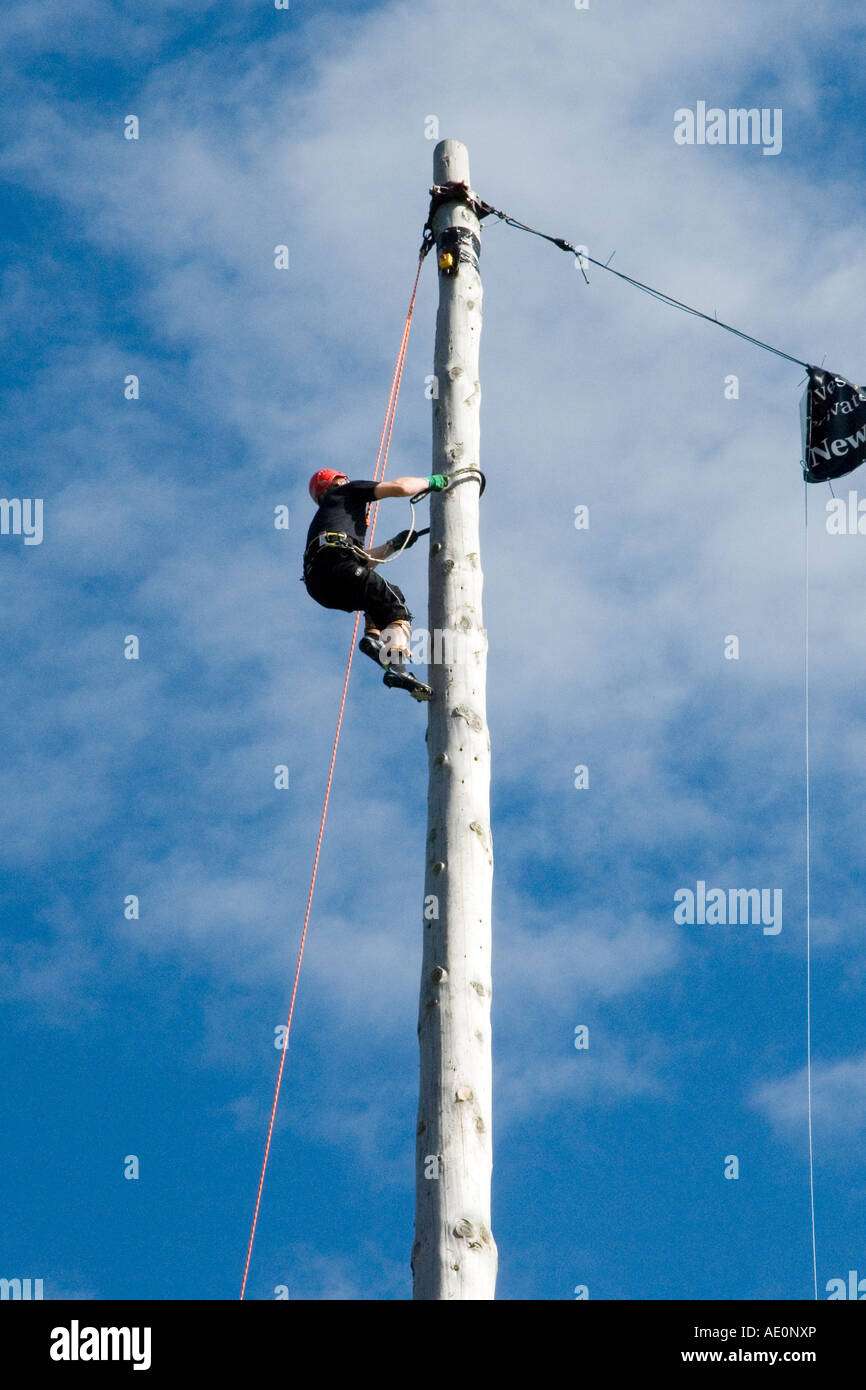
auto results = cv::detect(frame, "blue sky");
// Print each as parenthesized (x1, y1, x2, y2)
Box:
(2, 0, 866, 1301)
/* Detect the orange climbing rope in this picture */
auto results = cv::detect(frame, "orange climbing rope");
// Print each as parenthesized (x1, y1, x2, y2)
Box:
(239, 242, 430, 1300)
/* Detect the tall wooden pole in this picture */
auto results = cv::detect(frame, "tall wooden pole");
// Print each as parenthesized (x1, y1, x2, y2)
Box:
(412, 140, 496, 1300)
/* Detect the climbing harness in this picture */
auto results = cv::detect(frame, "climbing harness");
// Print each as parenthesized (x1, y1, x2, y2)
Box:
(301, 530, 371, 582)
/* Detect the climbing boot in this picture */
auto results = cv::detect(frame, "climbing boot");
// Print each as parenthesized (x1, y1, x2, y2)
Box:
(359, 634, 386, 665)
(383, 662, 433, 702)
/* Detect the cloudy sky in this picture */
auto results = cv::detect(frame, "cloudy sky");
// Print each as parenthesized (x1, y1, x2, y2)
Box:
(2, 0, 865, 1301)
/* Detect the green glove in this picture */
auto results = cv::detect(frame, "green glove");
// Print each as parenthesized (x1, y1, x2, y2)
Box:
(390, 529, 420, 551)
(427, 474, 447, 491)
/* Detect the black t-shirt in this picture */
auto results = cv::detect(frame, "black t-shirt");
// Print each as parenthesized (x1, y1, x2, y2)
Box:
(305, 479, 377, 549)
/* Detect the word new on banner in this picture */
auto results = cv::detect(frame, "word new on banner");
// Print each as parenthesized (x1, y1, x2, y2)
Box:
(802, 366, 866, 483)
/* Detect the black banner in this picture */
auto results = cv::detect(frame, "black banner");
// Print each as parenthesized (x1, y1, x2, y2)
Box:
(1, 1297, 863, 1375)
(802, 366, 866, 483)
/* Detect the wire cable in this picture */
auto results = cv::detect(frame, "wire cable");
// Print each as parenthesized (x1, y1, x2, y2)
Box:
(475, 202, 809, 369)
(804, 479, 818, 1300)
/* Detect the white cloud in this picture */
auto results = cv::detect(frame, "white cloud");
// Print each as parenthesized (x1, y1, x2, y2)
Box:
(751, 1051, 866, 1153)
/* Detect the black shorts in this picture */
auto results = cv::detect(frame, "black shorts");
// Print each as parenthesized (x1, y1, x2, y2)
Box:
(304, 548, 412, 629)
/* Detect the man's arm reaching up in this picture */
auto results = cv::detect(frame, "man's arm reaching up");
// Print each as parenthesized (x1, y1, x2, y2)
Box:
(372, 476, 431, 499)
(366, 475, 445, 559)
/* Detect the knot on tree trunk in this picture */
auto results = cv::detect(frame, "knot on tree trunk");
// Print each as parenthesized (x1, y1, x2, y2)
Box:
(453, 1218, 491, 1251)
(452, 704, 483, 732)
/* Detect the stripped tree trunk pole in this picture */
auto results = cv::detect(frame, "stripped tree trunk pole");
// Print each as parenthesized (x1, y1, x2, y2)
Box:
(412, 139, 496, 1301)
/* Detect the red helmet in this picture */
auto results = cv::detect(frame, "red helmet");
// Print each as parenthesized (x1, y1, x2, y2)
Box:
(309, 469, 348, 503)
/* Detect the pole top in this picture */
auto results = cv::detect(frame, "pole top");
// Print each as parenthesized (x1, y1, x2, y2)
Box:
(433, 139, 471, 186)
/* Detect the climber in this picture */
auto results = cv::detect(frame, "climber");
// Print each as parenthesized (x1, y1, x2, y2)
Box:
(303, 469, 446, 701)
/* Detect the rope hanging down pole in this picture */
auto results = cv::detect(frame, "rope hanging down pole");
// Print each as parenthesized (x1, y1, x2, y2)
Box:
(428, 182, 810, 370)
(239, 240, 430, 1301)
